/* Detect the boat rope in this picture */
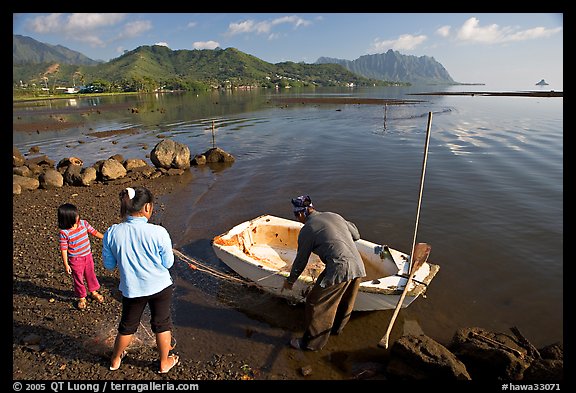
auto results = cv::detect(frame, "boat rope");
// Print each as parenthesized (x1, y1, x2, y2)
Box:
(172, 248, 260, 287)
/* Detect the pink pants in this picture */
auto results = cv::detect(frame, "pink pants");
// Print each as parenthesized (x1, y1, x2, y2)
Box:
(69, 253, 100, 298)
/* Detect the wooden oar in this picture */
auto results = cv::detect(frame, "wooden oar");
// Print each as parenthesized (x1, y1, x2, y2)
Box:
(378, 242, 431, 348)
(378, 111, 433, 349)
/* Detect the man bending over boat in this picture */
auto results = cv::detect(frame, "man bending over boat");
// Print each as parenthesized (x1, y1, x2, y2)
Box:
(283, 195, 366, 351)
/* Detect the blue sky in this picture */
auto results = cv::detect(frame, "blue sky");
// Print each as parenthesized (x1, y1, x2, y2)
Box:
(13, 13, 563, 90)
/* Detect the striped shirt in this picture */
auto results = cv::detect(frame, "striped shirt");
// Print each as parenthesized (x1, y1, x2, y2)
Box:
(59, 219, 98, 257)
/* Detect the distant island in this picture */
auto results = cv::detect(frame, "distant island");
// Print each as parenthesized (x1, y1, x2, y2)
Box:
(536, 79, 549, 86)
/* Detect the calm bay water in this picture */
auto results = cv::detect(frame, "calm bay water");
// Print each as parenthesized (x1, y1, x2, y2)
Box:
(13, 85, 563, 378)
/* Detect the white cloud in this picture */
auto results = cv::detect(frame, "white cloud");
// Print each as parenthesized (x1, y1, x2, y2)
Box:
(455, 17, 562, 44)
(505, 26, 563, 41)
(270, 15, 310, 29)
(27, 13, 65, 33)
(119, 20, 152, 39)
(27, 13, 127, 34)
(456, 17, 503, 43)
(226, 15, 312, 36)
(25, 13, 139, 47)
(436, 25, 451, 37)
(369, 34, 427, 52)
(228, 20, 259, 35)
(155, 42, 169, 48)
(186, 21, 197, 29)
(193, 40, 220, 50)
(67, 13, 127, 30)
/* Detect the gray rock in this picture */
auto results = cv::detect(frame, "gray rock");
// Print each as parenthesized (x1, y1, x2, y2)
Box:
(100, 158, 127, 180)
(63, 164, 83, 186)
(450, 327, 528, 380)
(13, 166, 32, 177)
(80, 167, 97, 186)
(124, 158, 147, 171)
(13, 146, 25, 167)
(39, 168, 64, 189)
(203, 147, 235, 163)
(387, 334, 471, 380)
(13, 174, 39, 191)
(150, 139, 191, 169)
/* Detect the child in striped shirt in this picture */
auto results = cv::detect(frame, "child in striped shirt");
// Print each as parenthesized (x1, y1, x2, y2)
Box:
(57, 203, 105, 310)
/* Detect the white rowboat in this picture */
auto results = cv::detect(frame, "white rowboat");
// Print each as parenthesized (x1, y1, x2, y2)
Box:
(212, 214, 439, 311)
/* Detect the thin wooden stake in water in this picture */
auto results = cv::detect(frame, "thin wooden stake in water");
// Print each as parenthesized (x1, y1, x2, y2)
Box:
(378, 111, 433, 349)
(383, 104, 388, 131)
(211, 120, 216, 148)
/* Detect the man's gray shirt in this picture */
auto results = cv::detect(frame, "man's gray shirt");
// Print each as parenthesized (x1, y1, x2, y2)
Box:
(288, 211, 366, 287)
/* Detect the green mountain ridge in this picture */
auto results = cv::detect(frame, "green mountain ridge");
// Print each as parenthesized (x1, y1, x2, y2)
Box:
(316, 50, 456, 85)
(13, 34, 101, 66)
(14, 34, 453, 94)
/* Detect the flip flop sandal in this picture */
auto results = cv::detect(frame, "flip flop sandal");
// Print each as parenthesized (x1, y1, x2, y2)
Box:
(77, 298, 87, 310)
(109, 350, 127, 371)
(158, 354, 179, 374)
(91, 292, 104, 303)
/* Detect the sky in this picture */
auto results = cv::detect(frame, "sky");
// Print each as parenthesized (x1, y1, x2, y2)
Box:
(12, 13, 563, 90)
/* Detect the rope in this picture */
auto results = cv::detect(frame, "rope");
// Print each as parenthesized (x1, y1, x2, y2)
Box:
(172, 248, 258, 287)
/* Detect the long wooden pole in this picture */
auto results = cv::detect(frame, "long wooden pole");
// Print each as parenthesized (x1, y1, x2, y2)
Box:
(378, 111, 433, 349)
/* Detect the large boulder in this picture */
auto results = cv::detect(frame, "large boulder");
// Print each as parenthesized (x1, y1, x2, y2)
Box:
(150, 139, 191, 170)
(63, 164, 83, 186)
(99, 158, 127, 181)
(79, 167, 97, 186)
(39, 168, 64, 189)
(386, 334, 471, 380)
(13, 175, 39, 192)
(450, 327, 529, 380)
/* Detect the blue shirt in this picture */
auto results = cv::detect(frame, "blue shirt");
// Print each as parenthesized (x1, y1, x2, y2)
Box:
(102, 215, 174, 298)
